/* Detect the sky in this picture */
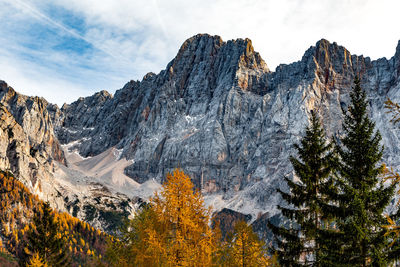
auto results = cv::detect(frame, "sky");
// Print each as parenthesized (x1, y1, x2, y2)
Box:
(0, 0, 399, 106)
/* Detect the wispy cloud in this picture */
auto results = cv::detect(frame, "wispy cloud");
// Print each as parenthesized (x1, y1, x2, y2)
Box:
(0, 0, 399, 105)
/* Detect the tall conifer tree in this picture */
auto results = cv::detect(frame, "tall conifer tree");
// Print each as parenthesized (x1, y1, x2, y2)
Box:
(325, 77, 397, 266)
(268, 111, 334, 266)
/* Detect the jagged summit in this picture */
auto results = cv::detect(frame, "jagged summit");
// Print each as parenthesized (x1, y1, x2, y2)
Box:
(2, 34, 400, 235)
(173, 34, 262, 67)
(394, 40, 400, 77)
(0, 81, 16, 98)
(164, 33, 269, 95)
(396, 40, 400, 58)
(0, 80, 7, 90)
(302, 38, 369, 73)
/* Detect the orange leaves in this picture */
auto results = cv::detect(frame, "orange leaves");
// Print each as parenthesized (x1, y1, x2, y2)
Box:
(0, 168, 108, 265)
(382, 164, 400, 247)
(383, 164, 400, 202)
(150, 169, 214, 266)
(106, 168, 277, 266)
(385, 98, 400, 124)
(26, 252, 48, 267)
(383, 214, 400, 247)
(221, 221, 272, 267)
(108, 168, 219, 267)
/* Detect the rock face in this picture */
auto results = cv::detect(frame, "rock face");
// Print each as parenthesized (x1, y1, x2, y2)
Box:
(0, 82, 65, 187)
(212, 208, 252, 239)
(0, 82, 135, 233)
(54, 34, 400, 218)
(3, 34, 400, 235)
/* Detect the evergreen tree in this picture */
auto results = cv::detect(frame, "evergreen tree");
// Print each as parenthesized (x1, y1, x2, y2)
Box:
(326, 77, 396, 266)
(22, 202, 69, 267)
(268, 111, 335, 266)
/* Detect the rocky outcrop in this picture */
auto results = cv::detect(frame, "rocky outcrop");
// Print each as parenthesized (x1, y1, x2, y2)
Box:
(0, 81, 65, 187)
(3, 34, 400, 236)
(213, 208, 252, 239)
(52, 35, 400, 226)
(0, 82, 135, 233)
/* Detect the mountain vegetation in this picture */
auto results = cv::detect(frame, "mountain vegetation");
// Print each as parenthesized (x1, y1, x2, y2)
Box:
(0, 170, 109, 266)
(270, 77, 399, 266)
(322, 77, 397, 266)
(1, 77, 400, 266)
(2, 31, 400, 266)
(22, 202, 69, 266)
(268, 110, 335, 266)
(106, 169, 273, 267)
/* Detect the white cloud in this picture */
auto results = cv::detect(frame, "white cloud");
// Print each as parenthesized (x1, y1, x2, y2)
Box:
(0, 0, 399, 105)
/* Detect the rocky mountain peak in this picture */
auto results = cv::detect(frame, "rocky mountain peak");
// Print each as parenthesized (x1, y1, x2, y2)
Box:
(302, 39, 356, 70)
(165, 34, 223, 88)
(0, 81, 17, 101)
(395, 40, 400, 58)
(394, 40, 400, 77)
(0, 84, 66, 194)
(3, 35, 400, 237)
(176, 33, 224, 55)
(0, 80, 8, 91)
(165, 34, 269, 95)
(299, 39, 373, 91)
(232, 37, 269, 93)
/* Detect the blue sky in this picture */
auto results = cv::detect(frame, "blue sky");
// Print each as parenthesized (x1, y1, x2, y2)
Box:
(0, 0, 399, 105)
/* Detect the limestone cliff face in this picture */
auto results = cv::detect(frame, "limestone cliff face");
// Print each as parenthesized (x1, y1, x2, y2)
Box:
(52, 34, 400, 222)
(0, 82, 65, 188)
(3, 34, 400, 234)
(0, 82, 134, 233)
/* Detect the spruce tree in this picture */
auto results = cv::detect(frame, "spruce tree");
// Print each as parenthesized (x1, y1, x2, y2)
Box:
(327, 77, 396, 266)
(23, 202, 69, 267)
(268, 111, 334, 266)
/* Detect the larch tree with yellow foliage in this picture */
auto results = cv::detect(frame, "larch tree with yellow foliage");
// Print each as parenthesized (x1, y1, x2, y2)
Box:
(151, 168, 215, 266)
(107, 168, 219, 267)
(220, 221, 273, 267)
(106, 205, 162, 267)
(26, 252, 48, 267)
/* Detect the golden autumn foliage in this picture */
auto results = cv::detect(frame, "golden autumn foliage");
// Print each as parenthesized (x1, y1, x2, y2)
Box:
(107, 169, 275, 267)
(385, 98, 400, 124)
(26, 252, 48, 267)
(108, 169, 217, 266)
(382, 99, 400, 251)
(106, 206, 157, 266)
(151, 168, 215, 266)
(381, 143, 400, 246)
(0, 170, 108, 267)
(219, 221, 275, 267)
(381, 99, 400, 244)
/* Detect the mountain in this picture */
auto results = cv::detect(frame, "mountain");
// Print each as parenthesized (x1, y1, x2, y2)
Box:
(0, 82, 136, 233)
(1, 34, 400, 235)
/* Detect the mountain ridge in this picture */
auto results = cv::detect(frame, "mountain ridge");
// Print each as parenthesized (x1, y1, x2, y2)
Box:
(1, 33, 400, 234)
